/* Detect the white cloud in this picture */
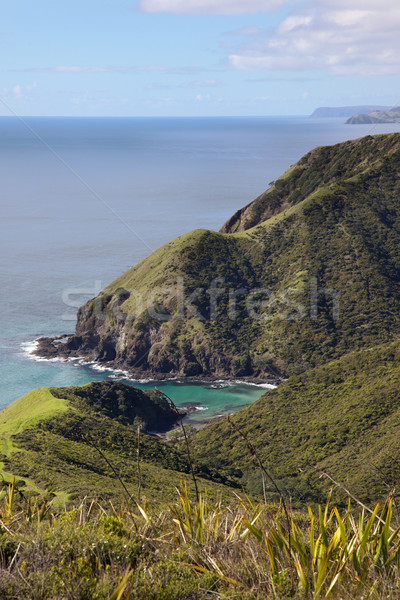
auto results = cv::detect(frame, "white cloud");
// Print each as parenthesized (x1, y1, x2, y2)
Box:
(277, 15, 313, 34)
(10, 82, 38, 99)
(228, 0, 400, 75)
(54, 66, 109, 73)
(230, 55, 315, 70)
(13, 84, 23, 99)
(20, 65, 206, 75)
(22, 65, 171, 74)
(139, 0, 283, 15)
(195, 93, 211, 101)
(226, 26, 264, 36)
(181, 79, 220, 88)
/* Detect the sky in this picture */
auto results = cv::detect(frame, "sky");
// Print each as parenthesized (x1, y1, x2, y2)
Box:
(0, 0, 399, 117)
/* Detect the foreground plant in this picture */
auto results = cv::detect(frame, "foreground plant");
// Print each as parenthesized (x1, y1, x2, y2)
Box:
(135, 482, 400, 598)
(2, 479, 400, 599)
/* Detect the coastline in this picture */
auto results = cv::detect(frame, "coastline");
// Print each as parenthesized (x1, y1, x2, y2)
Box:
(30, 334, 283, 387)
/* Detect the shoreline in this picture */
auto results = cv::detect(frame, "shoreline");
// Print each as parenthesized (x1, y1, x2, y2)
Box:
(26, 335, 282, 388)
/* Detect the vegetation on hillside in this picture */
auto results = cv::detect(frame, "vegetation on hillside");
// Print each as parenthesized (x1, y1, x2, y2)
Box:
(220, 132, 400, 231)
(6, 336, 400, 515)
(189, 339, 400, 507)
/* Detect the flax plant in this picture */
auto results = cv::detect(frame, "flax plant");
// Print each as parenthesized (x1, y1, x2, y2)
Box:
(3, 478, 400, 598)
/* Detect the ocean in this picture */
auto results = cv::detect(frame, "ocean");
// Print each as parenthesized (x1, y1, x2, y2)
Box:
(1, 115, 399, 420)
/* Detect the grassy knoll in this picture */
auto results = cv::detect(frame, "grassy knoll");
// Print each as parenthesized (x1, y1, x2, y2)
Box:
(0, 387, 71, 495)
(0, 387, 70, 436)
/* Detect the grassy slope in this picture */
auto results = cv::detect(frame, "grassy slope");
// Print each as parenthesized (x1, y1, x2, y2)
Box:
(8, 132, 400, 505)
(0, 382, 237, 505)
(189, 339, 400, 506)
(0, 387, 70, 435)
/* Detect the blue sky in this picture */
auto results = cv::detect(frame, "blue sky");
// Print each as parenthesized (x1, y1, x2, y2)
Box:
(1, 0, 399, 116)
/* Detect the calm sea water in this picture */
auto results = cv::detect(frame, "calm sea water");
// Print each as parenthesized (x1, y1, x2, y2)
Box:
(1, 116, 399, 418)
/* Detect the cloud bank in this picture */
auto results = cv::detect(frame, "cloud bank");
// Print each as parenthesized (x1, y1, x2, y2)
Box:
(1, 82, 38, 100)
(228, 0, 400, 75)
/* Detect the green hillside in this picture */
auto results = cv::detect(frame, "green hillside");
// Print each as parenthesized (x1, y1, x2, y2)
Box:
(3, 370, 400, 598)
(189, 339, 400, 506)
(0, 382, 235, 504)
(37, 132, 400, 380)
(6, 340, 400, 508)
(0, 387, 70, 436)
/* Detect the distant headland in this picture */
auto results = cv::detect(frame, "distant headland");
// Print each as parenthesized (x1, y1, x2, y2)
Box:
(346, 107, 400, 124)
(310, 105, 391, 118)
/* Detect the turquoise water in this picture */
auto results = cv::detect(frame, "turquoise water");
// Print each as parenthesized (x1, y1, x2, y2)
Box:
(132, 379, 271, 424)
(1, 116, 399, 414)
(20, 349, 270, 423)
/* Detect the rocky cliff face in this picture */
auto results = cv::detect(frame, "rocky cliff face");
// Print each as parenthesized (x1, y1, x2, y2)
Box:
(38, 229, 273, 380)
(37, 133, 400, 380)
